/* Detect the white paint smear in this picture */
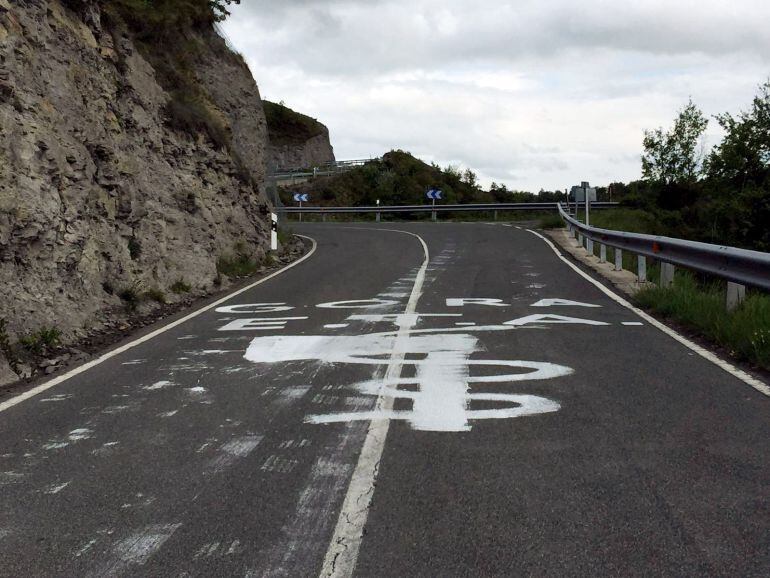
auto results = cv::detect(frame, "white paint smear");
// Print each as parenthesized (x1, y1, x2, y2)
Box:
(92, 523, 182, 576)
(44, 481, 71, 494)
(68, 428, 93, 441)
(143, 380, 174, 391)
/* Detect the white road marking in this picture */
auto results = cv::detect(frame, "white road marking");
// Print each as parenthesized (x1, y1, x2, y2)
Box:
(622, 322, 644, 326)
(319, 228, 429, 578)
(527, 229, 770, 397)
(218, 317, 308, 331)
(531, 298, 601, 308)
(0, 236, 318, 413)
(323, 324, 349, 329)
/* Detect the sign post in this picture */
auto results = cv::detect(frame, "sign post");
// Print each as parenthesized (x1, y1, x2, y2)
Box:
(376, 199, 381, 222)
(270, 212, 278, 251)
(292, 193, 309, 222)
(426, 189, 442, 222)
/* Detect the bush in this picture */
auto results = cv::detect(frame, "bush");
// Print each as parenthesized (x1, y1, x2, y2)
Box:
(171, 279, 192, 294)
(144, 288, 167, 304)
(20, 327, 61, 355)
(217, 246, 258, 277)
(538, 214, 564, 229)
(118, 283, 143, 312)
(165, 91, 230, 150)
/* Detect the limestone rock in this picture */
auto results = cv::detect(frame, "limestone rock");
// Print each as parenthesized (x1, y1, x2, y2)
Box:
(0, 1, 272, 343)
(0, 354, 17, 387)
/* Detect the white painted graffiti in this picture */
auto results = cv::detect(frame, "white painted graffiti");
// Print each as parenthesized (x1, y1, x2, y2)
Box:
(244, 332, 572, 432)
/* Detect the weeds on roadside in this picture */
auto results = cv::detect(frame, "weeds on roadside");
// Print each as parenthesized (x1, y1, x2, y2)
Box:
(19, 327, 61, 355)
(635, 272, 770, 370)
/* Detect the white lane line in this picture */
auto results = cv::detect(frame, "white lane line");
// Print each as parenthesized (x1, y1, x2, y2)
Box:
(526, 229, 770, 397)
(0, 236, 318, 414)
(319, 228, 430, 578)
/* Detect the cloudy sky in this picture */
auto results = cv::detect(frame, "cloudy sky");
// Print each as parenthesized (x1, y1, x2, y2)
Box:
(221, 0, 770, 192)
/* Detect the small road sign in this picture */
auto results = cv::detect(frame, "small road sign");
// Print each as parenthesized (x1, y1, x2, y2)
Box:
(293, 193, 310, 202)
(426, 189, 443, 200)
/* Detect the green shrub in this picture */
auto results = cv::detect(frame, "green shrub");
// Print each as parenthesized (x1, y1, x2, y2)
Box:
(20, 327, 61, 355)
(118, 282, 143, 312)
(144, 288, 167, 304)
(217, 246, 258, 278)
(538, 214, 564, 229)
(171, 279, 192, 294)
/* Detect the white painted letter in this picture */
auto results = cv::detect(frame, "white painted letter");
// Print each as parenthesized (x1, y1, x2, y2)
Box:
(316, 299, 398, 309)
(531, 299, 601, 308)
(446, 298, 508, 307)
(504, 314, 609, 326)
(215, 303, 294, 314)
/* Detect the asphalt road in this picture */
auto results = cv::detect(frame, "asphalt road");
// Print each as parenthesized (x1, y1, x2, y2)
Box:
(0, 222, 767, 577)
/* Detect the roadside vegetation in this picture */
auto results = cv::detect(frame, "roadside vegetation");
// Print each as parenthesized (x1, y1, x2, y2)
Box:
(283, 150, 564, 209)
(264, 101, 326, 147)
(555, 81, 770, 372)
(635, 274, 770, 371)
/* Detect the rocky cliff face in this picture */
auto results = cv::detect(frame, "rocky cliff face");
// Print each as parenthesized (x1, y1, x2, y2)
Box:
(263, 100, 335, 171)
(268, 129, 335, 171)
(0, 0, 272, 372)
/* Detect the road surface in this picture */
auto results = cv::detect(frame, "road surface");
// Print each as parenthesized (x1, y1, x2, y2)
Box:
(0, 223, 767, 577)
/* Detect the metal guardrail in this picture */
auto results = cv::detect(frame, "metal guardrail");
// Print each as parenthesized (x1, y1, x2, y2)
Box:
(270, 158, 377, 181)
(282, 202, 619, 214)
(557, 202, 770, 306)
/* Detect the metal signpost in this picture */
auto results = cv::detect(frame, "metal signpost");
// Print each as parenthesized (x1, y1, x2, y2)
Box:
(427, 189, 443, 222)
(293, 193, 309, 222)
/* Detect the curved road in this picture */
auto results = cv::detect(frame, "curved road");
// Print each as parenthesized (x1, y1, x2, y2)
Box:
(0, 223, 767, 576)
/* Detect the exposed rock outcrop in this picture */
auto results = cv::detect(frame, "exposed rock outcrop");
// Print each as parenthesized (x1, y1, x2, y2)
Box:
(0, 1, 271, 352)
(263, 100, 334, 171)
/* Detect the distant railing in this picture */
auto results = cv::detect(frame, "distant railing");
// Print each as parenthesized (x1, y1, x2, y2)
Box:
(557, 202, 770, 309)
(281, 202, 618, 214)
(270, 158, 377, 181)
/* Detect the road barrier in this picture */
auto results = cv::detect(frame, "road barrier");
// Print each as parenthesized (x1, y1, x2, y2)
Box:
(557, 202, 770, 310)
(281, 201, 618, 217)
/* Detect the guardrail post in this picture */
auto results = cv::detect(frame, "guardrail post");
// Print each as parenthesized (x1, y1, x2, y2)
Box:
(660, 262, 675, 288)
(726, 282, 746, 311)
(493, 210, 498, 221)
(321, 211, 326, 223)
(586, 238, 594, 255)
(614, 248, 623, 271)
(637, 255, 647, 283)
(578, 233, 584, 247)
(599, 244, 606, 263)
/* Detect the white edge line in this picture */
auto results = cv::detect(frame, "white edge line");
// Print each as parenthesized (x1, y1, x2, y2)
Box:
(319, 227, 430, 578)
(526, 229, 769, 397)
(0, 235, 319, 413)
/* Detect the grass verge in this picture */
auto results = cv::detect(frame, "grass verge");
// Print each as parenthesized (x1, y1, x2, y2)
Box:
(635, 272, 770, 371)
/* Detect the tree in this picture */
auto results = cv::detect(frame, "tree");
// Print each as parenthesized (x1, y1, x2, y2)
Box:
(641, 99, 708, 185)
(706, 81, 770, 188)
(210, 0, 241, 21)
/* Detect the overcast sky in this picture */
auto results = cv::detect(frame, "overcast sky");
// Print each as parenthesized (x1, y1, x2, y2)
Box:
(221, 0, 770, 192)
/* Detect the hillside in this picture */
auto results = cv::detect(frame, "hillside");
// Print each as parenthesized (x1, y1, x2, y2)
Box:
(280, 150, 562, 207)
(0, 0, 275, 382)
(264, 100, 335, 171)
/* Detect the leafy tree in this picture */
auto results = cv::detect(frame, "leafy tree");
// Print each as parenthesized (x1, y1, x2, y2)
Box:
(706, 81, 770, 188)
(641, 99, 708, 185)
(210, 0, 241, 21)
